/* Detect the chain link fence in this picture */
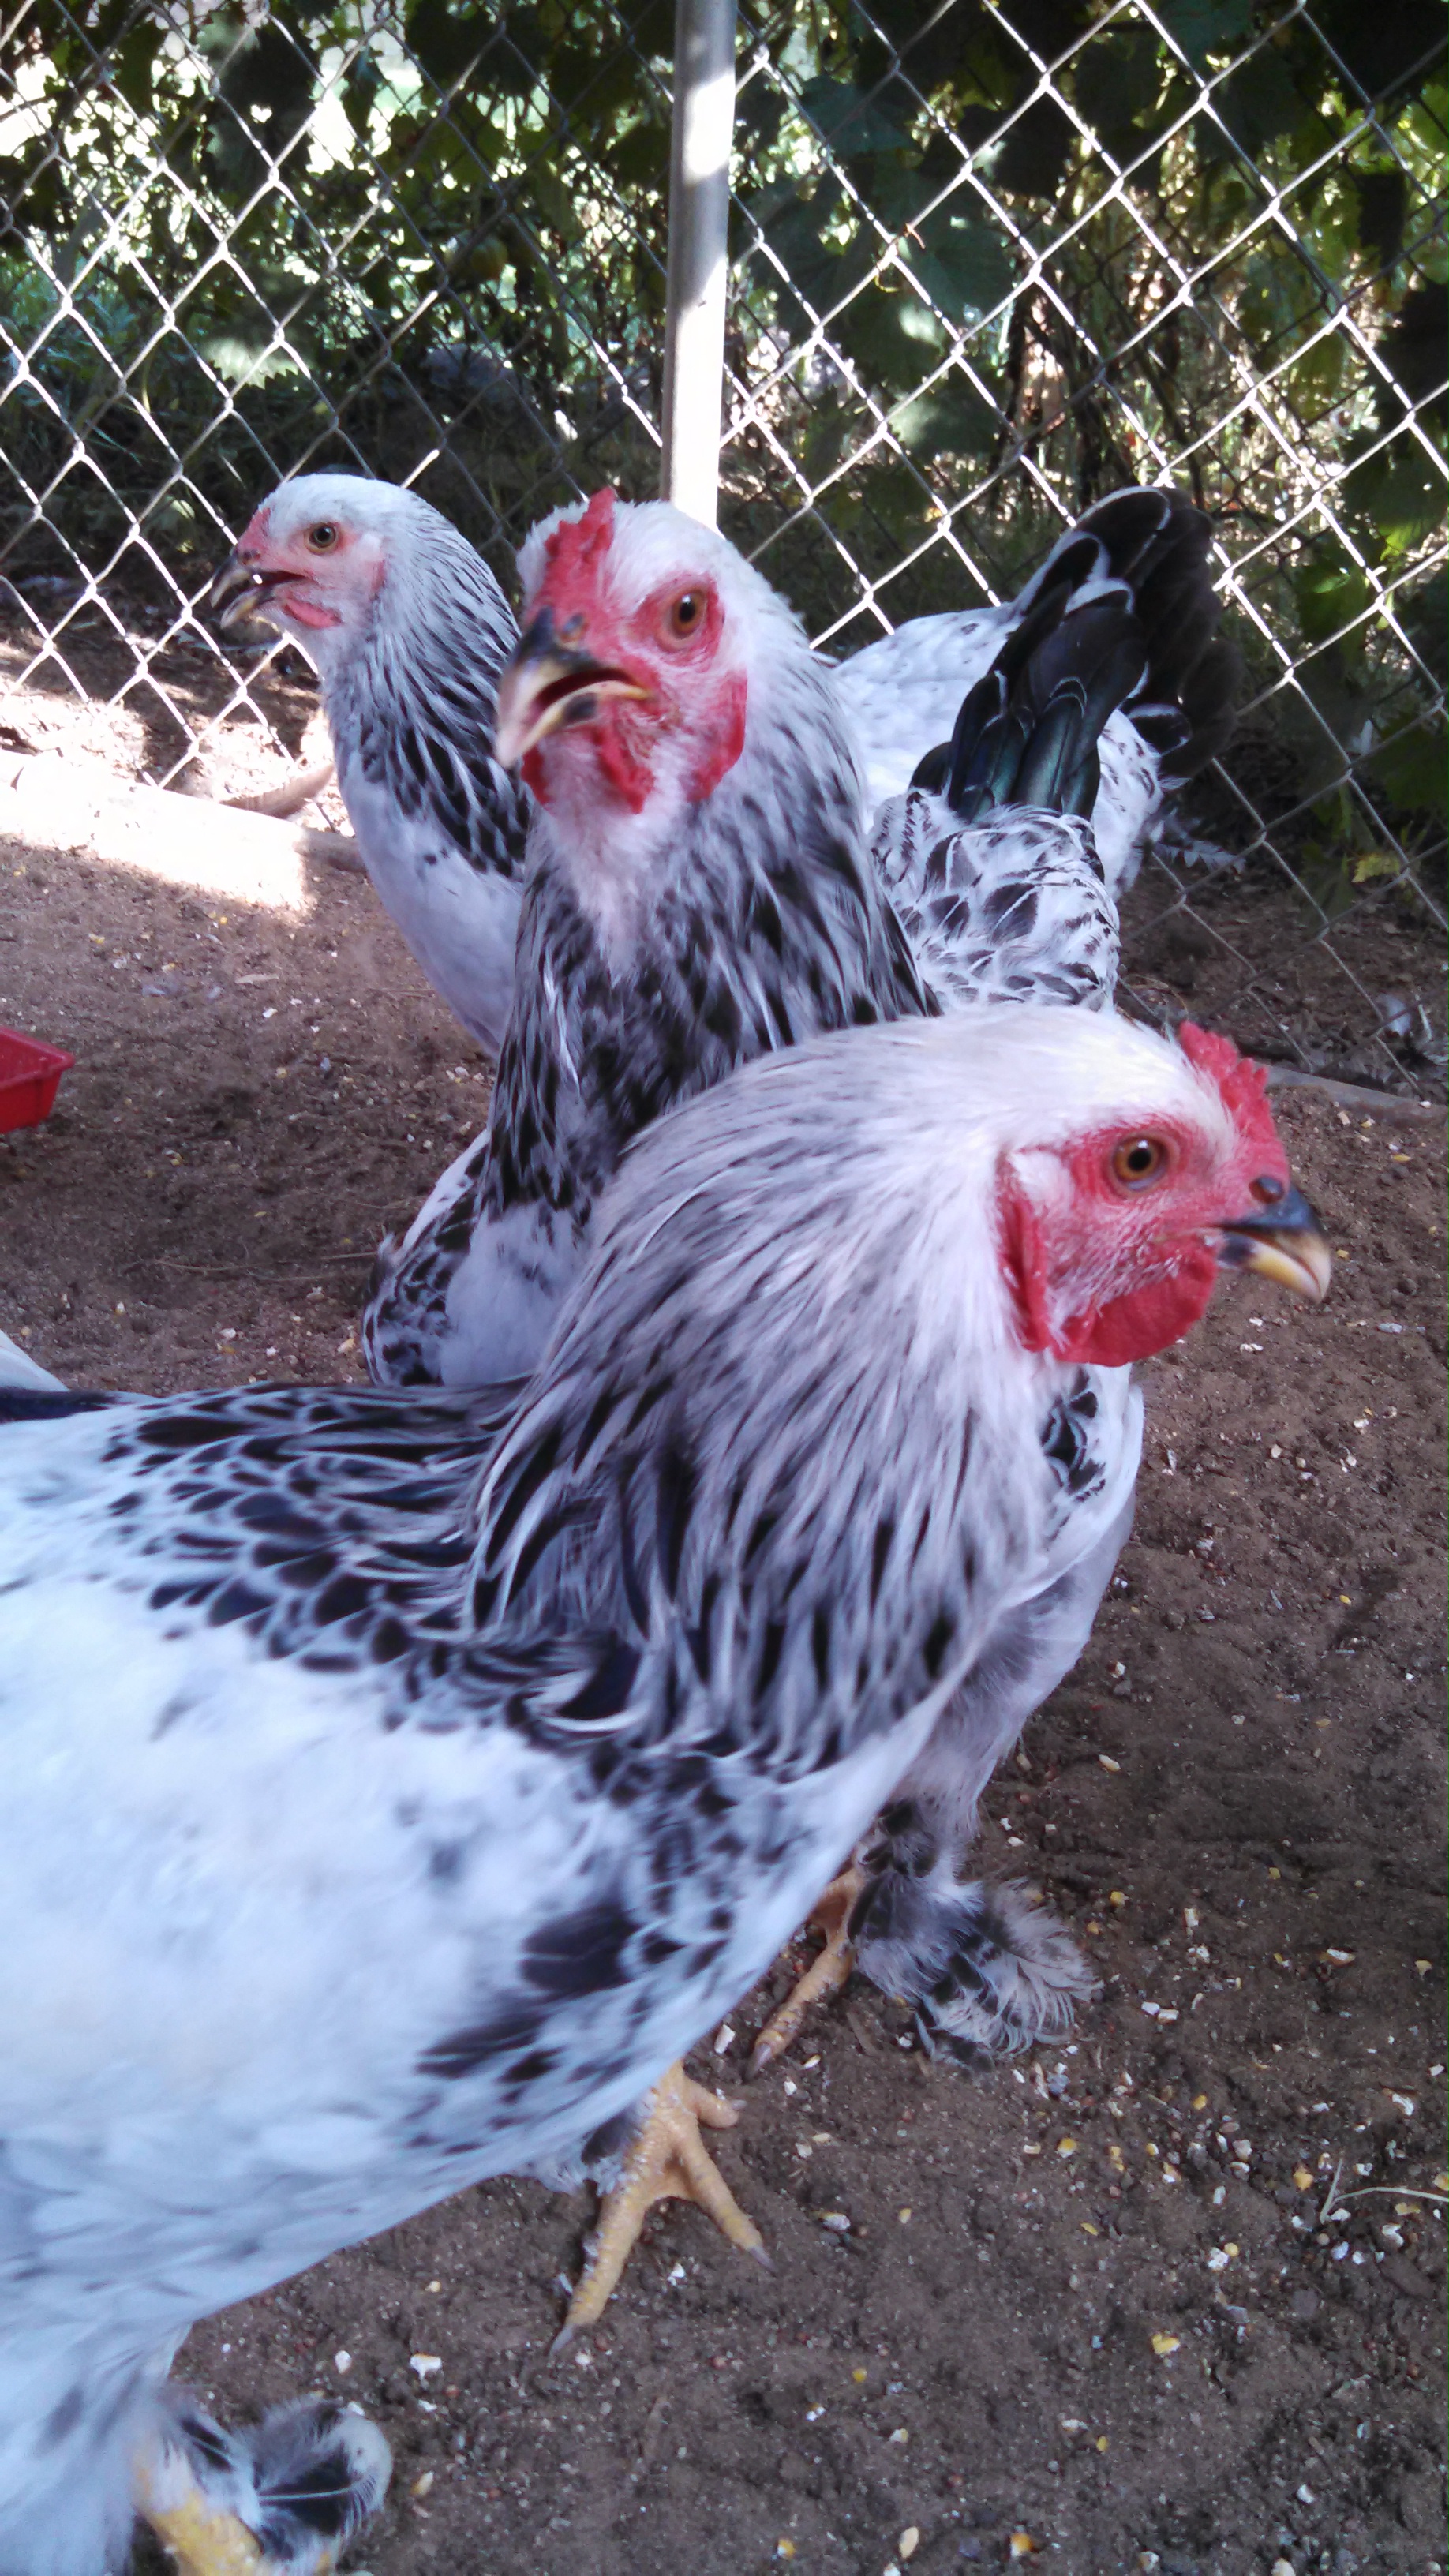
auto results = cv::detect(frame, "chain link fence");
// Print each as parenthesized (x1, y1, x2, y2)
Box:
(1, 0, 1444, 1094)
(0, 0, 675, 758)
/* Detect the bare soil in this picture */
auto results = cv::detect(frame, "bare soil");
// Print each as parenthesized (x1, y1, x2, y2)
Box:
(1, 730, 1444, 2576)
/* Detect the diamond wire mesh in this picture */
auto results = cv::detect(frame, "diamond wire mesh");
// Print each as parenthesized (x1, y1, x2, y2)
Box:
(0, 0, 674, 774)
(0, 0, 1443, 1095)
(721, 0, 1447, 1095)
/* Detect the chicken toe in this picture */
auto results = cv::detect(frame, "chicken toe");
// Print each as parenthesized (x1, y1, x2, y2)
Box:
(138, 2481, 263, 2576)
(137, 2391, 390, 2576)
(749, 1866, 868, 2074)
(554, 2062, 768, 2350)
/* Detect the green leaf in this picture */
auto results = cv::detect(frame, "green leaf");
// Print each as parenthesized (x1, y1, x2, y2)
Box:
(1213, 48, 1308, 158)
(1368, 721, 1448, 816)
(909, 208, 1014, 324)
(402, 0, 494, 93)
(1073, 24, 1169, 162)
(833, 280, 945, 391)
(197, 331, 303, 388)
(1343, 444, 1447, 562)
(893, 369, 1002, 459)
(797, 77, 914, 158)
(109, 22, 163, 118)
(1294, 549, 1370, 650)
(1351, 851, 1402, 882)
(1156, 0, 1254, 70)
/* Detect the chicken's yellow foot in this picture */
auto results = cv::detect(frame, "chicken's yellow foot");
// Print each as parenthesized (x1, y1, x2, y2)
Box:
(135, 2432, 355, 2576)
(554, 2061, 769, 2351)
(135, 2461, 264, 2576)
(749, 1864, 869, 2074)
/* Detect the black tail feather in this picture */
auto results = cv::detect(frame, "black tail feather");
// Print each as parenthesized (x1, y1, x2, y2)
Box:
(1010, 484, 1237, 777)
(914, 583, 1149, 826)
(1069, 486, 1238, 777)
(1151, 630, 1241, 780)
(910, 487, 1238, 804)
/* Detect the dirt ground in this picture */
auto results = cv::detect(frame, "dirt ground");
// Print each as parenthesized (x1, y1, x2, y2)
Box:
(1, 754, 1445, 2576)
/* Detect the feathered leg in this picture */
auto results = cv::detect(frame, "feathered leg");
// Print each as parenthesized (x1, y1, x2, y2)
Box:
(552, 2063, 769, 2351)
(845, 1828, 1097, 2064)
(753, 1502, 1129, 2072)
(137, 2392, 390, 2576)
(747, 1841, 1094, 2074)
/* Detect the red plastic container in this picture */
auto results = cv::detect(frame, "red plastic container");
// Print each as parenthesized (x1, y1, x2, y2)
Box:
(0, 1026, 74, 1133)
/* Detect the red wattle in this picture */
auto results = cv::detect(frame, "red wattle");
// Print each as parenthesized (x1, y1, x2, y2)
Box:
(1055, 1241, 1219, 1367)
(595, 724, 653, 814)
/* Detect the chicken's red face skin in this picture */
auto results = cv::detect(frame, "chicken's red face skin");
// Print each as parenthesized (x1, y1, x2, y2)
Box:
(233, 501, 388, 636)
(997, 1028, 1301, 1367)
(519, 489, 750, 818)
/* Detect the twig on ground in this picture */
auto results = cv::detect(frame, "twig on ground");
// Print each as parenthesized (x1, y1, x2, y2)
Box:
(226, 760, 335, 820)
(1264, 1065, 1446, 1121)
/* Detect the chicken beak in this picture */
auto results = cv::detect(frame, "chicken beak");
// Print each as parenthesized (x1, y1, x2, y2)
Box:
(1211, 1186, 1333, 1304)
(494, 608, 650, 769)
(209, 550, 281, 631)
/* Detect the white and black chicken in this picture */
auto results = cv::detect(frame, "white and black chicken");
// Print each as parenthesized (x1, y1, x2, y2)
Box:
(212, 475, 1233, 1065)
(354, 484, 1251, 2072)
(212, 474, 530, 1059)
(0, 1003, 1325, 2576)
(362, 480, 1230, 1387)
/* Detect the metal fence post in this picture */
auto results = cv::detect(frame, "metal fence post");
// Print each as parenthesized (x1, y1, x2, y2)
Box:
(661, 0, 737, 527)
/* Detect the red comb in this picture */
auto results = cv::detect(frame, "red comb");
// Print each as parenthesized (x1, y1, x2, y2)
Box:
(1178, 1021, 1279, 1156)
(541, 488, 617, 598)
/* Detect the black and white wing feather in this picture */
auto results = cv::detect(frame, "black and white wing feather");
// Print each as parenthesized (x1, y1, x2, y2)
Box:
(871, 580, 1143, 1014)
(834, 485, 1238, 891)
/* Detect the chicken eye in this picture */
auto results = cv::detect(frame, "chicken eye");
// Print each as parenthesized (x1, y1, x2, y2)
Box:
(1110, 1134, 1170, 1188)
(666, 589, 706, 639)
(305, 522, 339, 552)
